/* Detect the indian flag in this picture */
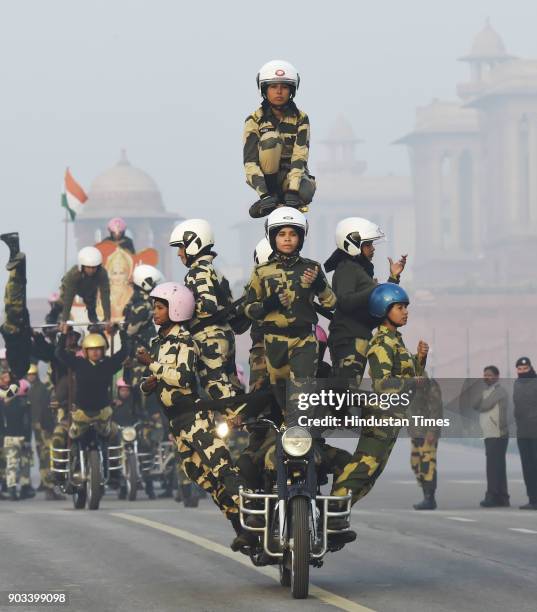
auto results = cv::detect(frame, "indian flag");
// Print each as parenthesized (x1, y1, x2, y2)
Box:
(61, 168, 88, 220)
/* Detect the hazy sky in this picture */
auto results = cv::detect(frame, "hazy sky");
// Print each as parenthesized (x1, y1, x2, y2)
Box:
(1, 0, 537, 298)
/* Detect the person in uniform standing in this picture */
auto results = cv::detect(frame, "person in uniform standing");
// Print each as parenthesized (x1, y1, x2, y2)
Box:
(513, 357, 537, 510)
(244, 60, 316, 218)
(332, 283, 428, 505)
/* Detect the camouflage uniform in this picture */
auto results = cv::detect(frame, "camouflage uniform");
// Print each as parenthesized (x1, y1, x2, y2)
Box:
(0, 253, 31, 379)
(244, 252, 336, 423)
(185, 255, 241, 405)
(243, 103, 316, 204)
(59, 265, 111, 323)
(145, 323, 247, 519)
(2, 394, 32, 489)
(123, 286, 157, 412)
(332, 324, 425, 505)
(408, 378, 443, 495)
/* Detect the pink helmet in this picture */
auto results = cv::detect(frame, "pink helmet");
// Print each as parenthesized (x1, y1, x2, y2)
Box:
(48, 291, 60, 303)
(17, 379, 30, 396)
(116, 378, 131, 389)
(315, 325, 328, 344)
(107, 217, 127, 234)
(150, 282, 195, 323)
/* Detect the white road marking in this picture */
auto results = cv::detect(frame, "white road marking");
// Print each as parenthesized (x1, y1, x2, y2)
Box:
(112, 512, 376, 612)
(509, 528, 537, 535)
(445, 516, 477, 523)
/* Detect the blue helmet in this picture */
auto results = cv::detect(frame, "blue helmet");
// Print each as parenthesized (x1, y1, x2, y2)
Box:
(369, 283, 409, 319)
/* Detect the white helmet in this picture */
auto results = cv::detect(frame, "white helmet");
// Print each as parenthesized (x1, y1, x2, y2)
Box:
(257, 60, 300, 98)
(265, 207, 308, 251)
(335, 218, 386, 257)
(253, 238, 273, 265)
(133, 264, 164, 292)
(78, 246, 102, 268)
(169, 219, 214, 262)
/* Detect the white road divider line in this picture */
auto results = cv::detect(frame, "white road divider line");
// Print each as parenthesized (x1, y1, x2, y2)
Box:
(445, 517, 477, 523)
(509, 528, 537, 534)
(112, 512, 376, 612)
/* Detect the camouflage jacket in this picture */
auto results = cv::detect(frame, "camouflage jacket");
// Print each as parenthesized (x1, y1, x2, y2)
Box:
(123, 287, 155, 351)
(244, 253, 336, 333)
(367, 325, 425, 395)
(60, 265, 111, 321)
(407, 376, 443, 437)
(184, 255, 234, 332)
(146, 324, 199, 410)
(243, 104, 311, 197)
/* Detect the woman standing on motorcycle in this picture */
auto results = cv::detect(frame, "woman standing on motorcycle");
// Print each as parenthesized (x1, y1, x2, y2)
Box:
(136, 282, 255, 551)
(332, 283, 429, 505)
(244, 207, 336, 422)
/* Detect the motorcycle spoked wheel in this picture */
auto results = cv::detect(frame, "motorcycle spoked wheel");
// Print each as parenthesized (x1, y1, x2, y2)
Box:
(290, 496, 310, 599)
(87, 450, 102, 510)
(126, 453, 138, 501)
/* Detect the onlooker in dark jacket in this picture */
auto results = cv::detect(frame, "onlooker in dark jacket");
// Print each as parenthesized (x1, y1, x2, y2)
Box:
(513, 357, 537, 510)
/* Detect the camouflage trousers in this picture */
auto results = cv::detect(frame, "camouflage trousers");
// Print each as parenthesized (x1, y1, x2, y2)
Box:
(265, 332, 318, 424)
(4, 436, 31, 489)
(172, 410, 246, 519)
(331, 406, 403, 505)
(258, 132, 316, 204)
(1, 254, 31, 379)
(248, 339, 269, 392)
(193, 324, 242, 403)
(69, 406, 117, 441)
(264, 439, 351, 478)
(33, 424, 54, 490)
(410, 437, 438, 493)
(329, 338, 369, 387)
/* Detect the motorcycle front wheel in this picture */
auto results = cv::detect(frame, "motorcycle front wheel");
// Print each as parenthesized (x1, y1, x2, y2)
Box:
(126, 453, 138, 502)
(87, 450, 102, 510)
(290, 496, 310, 599)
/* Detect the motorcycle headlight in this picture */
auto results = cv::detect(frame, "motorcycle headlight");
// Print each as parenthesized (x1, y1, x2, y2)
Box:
(122, 426, 137, 442)
(216, 421, 229, 439)
(281, 426, 312, 457)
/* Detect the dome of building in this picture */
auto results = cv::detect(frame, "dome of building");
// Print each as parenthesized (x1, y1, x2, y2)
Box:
(80, 150, 168, 219)
(321, 114, 362, 144)
(461, 20, 511, 61)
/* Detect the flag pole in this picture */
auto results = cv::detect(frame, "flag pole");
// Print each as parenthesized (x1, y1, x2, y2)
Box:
(63, 167, 69, 273)
(64, 205, 69, 274)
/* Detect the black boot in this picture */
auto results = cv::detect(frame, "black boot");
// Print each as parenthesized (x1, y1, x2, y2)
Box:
(414, 488, 437, 510)
(8, 487, 19, 501)
(1, 232, 20, 262)
(249, 195, 279, 219)
(19, 484, 36, 500)
(229, 513, 258, 552)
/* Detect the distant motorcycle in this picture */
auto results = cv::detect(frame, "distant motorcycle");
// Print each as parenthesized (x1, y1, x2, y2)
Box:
(239, 419, 352, 599)
(51, 423, 122, 510)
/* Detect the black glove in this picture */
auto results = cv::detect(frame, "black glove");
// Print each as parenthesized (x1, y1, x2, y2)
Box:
(284, 191, 300, 208)
(249, 194, 279, 219)
(262, 293, 281, 315)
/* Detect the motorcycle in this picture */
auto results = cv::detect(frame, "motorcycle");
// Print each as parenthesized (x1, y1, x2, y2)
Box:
(51, 423, 122, 510)
(238, 419, 352, 599)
